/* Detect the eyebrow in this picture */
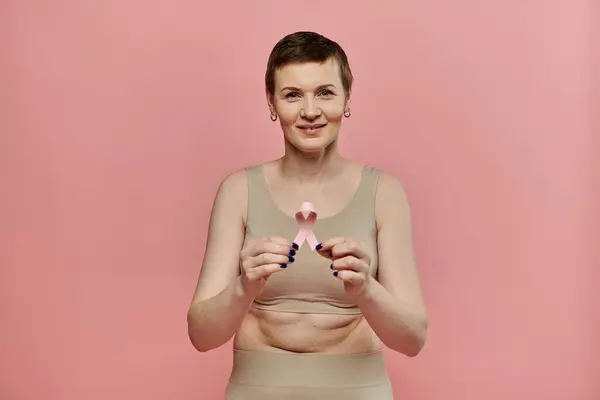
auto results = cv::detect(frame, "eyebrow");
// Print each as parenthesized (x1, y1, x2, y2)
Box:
(280, 84, 337, 93)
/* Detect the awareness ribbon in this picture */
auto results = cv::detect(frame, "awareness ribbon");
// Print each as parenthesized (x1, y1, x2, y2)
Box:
(292, 202, 320, 250)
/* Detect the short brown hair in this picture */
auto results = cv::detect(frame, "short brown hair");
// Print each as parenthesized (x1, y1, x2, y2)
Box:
(265, 31, 353, 97)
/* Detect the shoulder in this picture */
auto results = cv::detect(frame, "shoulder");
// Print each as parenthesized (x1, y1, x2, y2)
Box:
(211, 167, 249, 223)
(217, 160, 278, 197)
(355, 163, 408, 203)
(213, 163, 269, 222)
(376, 169, 408, 200)
(370, 167, 411, 226)
(217, 167, 248, 197)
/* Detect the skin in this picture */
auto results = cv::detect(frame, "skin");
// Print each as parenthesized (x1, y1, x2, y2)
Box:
(187, 58, 428, 356)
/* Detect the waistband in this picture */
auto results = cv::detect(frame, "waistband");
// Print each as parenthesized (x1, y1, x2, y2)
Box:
(229, 349, 390, 388)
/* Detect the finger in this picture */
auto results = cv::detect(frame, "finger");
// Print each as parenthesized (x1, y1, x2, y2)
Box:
(316, 237, 346, 258)
(249, 241, 296, 258)
(330, 256, 369, 273)
(245, 263, 287, 281)
(330, 241, 370, 263)
(239, 237, 259, 259)
(332, 270, 366, 285)
(265, 236, 294, 247)
(241, 236, 293, 258)
(318, 237, 346, 250)
(243, 252, 295, 270)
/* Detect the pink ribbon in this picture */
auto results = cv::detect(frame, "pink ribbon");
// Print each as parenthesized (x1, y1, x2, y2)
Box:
(292, 202, 319, 250)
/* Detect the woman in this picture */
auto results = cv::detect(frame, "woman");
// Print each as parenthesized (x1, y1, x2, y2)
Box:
(186, 31, 428, 399)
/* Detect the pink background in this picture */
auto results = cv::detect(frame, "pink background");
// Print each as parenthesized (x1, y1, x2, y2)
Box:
(1, 1, 597, 399)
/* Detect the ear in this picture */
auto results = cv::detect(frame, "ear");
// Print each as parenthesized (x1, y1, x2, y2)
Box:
(266, 90, 275, 112)
(345, 94, 352, 111)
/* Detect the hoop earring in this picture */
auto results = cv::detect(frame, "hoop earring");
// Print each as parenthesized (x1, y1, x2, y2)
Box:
(270, 113, 278, 122)
(344, 109, 351, 118)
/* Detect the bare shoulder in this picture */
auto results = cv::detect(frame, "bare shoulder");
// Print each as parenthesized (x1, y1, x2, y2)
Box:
(376, 169, 408, 197)
(217, 168, 248, 200)
(374, 169, 411, 226)
(212, 167, 249, 220)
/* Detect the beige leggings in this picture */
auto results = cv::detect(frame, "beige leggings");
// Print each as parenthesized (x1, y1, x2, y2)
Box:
(225, 349, 394, 400)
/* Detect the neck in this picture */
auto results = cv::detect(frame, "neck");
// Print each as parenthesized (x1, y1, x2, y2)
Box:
(278, 140, 346, 183)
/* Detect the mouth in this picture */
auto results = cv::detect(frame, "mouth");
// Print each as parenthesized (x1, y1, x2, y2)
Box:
(297, 123, 327, 135)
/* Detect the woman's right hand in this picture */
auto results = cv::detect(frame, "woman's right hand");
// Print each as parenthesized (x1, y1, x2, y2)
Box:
(239, 236, 296, 298)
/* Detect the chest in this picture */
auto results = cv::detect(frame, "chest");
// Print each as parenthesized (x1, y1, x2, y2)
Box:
(245, 214, 378, 307)
(266, 180, 362, 220)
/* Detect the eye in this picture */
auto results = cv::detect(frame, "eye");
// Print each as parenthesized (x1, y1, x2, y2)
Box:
(318, 89, 334, 97)
(285, 92, 301, 99)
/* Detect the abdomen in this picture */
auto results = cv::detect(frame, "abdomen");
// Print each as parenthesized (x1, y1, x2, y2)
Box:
(234, 306, 381, 354)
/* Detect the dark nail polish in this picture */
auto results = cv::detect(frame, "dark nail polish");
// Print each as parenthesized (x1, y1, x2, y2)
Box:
(289, 249, 296, 256)
(280, 263, 287, 268)
(330, 263, 333, 269)
(315, 243, 323, 250)
(333, 271, 338, 277)
(291, 242, 299, 250)
(288, 256, 295, 263)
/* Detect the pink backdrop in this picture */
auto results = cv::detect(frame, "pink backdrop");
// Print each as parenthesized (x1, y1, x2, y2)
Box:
(1, 1, 597, 399)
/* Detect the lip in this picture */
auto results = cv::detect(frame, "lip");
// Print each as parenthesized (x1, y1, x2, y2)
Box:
(297, 123, 327, 135)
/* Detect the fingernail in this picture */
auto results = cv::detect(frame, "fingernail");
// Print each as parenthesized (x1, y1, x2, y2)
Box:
(291, 242, 299, 250)
(288, 256, 295, 263)
(315, 243, 323, 250)
(333, 271, 338, 277)
(289, 249, 296, 256)
(330, 263, 333, 270)
(280, 264, 287, 268)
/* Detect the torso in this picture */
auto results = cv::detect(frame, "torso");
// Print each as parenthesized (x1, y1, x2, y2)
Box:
(234, 307, 381, 354)
(233, 160, 382, 354)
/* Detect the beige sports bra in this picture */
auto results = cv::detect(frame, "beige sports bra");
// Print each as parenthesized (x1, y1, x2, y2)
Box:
(243, 164, 380, 315)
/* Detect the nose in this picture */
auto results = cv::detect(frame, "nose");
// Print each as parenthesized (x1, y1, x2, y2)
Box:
(300, 97, 322, 120)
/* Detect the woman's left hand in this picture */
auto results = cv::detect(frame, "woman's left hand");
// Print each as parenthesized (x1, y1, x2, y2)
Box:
(317, 237, 372, 300)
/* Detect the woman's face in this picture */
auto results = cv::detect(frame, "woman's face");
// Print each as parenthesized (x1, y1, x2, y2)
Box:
(268, 58, 350, 153)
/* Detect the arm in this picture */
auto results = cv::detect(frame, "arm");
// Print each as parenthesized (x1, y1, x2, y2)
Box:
(355, 172, 428, 357)
(186, 170, 252, 352)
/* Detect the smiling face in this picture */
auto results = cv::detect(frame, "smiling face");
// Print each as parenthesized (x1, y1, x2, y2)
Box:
(268, 58, 350, 153)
